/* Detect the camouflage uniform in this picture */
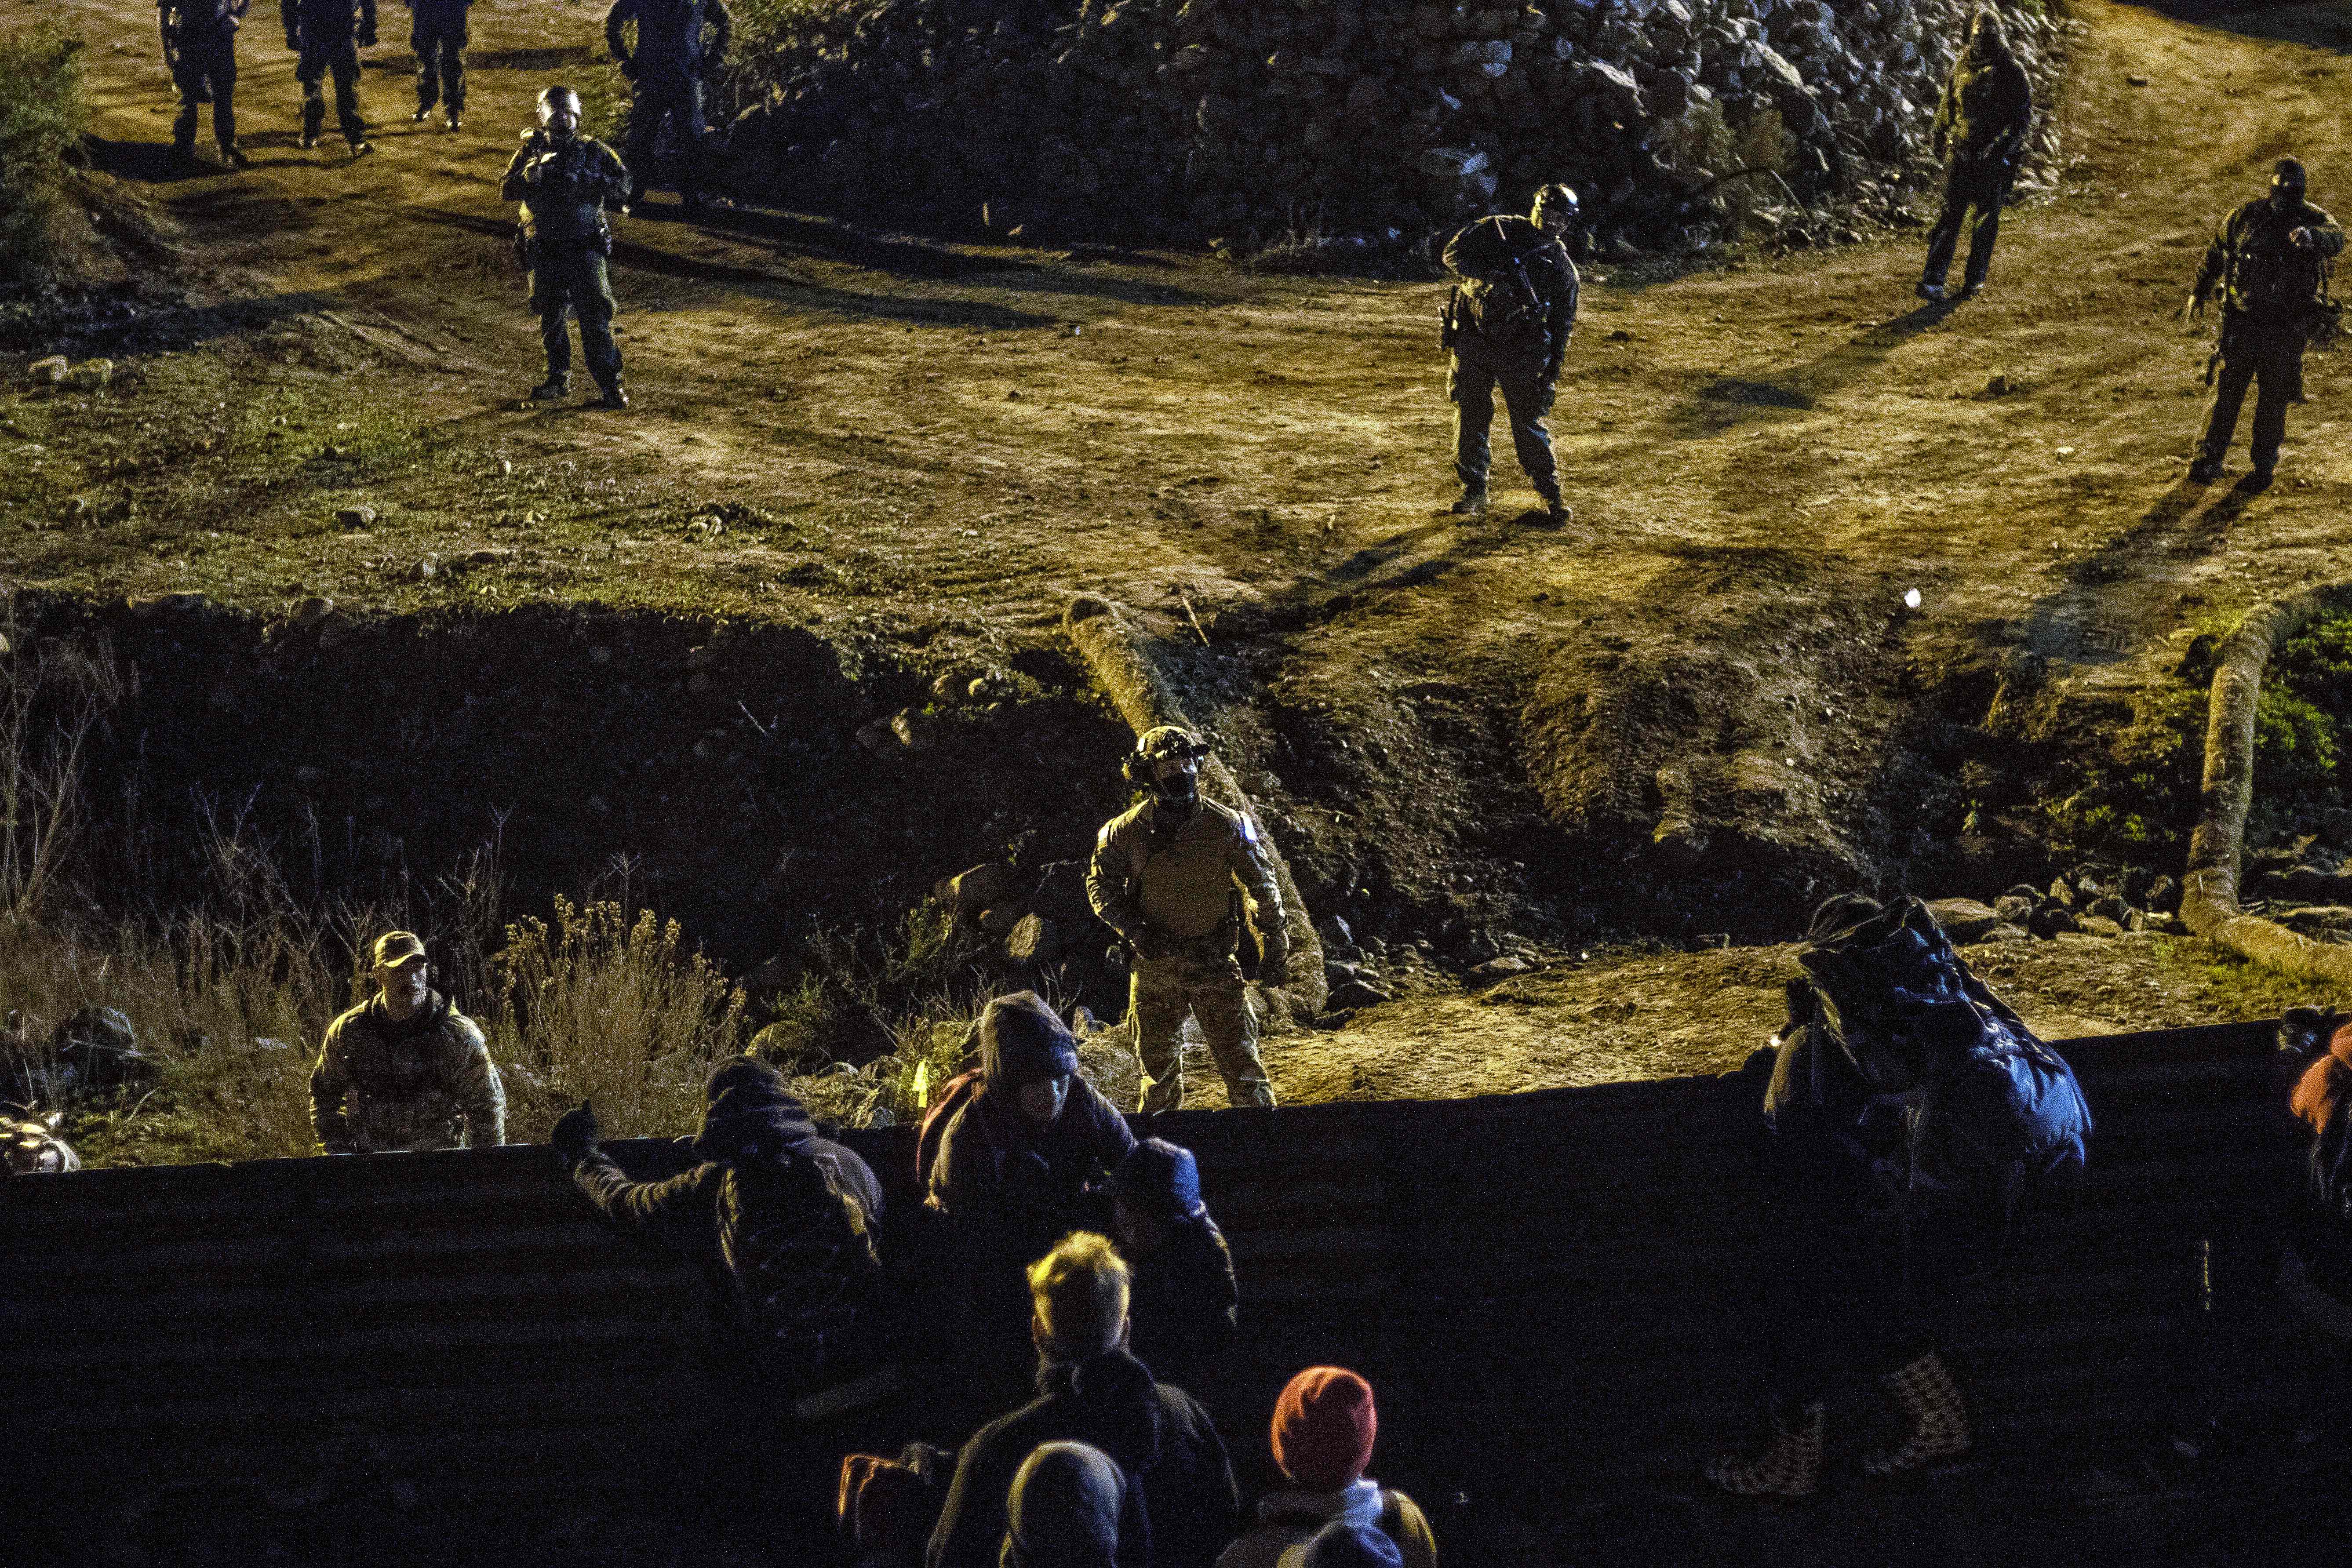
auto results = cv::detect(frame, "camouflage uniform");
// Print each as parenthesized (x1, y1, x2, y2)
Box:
(500, 127, 632, 398)
(2192, 192, 2345, 476)
(1088, 799, 1285, 1111)
(1921, 26, 2032, 296)
(1440, 213, 1579, 508)
(309, 989, 505, 1153)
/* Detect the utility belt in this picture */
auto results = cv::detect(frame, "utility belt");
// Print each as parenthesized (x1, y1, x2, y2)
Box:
(514, 221, 612, 274)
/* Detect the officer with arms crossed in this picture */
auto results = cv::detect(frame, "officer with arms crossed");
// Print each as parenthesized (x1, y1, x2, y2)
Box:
(1440, 184, 1580, 526)
(1088, 727, 1288, 1112)
(2184, 158, 2344, 488)
(502, 85, 634, 410)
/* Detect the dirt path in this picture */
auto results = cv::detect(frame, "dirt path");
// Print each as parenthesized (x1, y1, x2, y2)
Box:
(10, 0, 2352, 1103)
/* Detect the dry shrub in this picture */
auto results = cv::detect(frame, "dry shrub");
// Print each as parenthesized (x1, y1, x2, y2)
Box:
(490, 897, 749, 1142)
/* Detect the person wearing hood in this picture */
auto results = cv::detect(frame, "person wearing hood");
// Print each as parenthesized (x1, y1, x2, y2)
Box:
(1278, 1521, 1405, 1568)
(1707, 894, 2091, 1498)
(928, 992, 1136, 1270)
(1918, 10, 2032, 302)
(554, 1057, 887, 1550)
(310, 930, 505, 1153)
(1216, 1368, 1434, 1568)
(929, 1232, 1238, 1568)
(1110, 1138, 1238, 1389)
(999, 1441, 1148, 1568)
(554, 1055, 885, 1365)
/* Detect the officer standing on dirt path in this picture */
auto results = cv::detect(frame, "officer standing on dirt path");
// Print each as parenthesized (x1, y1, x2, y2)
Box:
(1916, 10, 2032, 303)
(159, 0, 251, 169)
(2183, 159, 2345, 489)
(404, 0, 473, 132)
(1439, 184, 1579, 526)
(502, 85, 633, 409)
(283, 0, 376, 157)
(604, 0, 732, 213)
(1086, 727, 1289, 1112)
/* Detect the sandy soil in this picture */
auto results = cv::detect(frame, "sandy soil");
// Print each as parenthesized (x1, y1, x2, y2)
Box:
(8, 0, 2352, 1106)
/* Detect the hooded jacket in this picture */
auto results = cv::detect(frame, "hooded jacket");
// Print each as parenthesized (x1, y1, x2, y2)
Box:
(928, 993, 1135, 1248)
(310, 989, 504, 1154)
(928, 1346, 1238, 1568)
(572, 1063, 884, 1349)
(1215, 1483, 1435, 1568)
(1000, 1440, 1148, 1568)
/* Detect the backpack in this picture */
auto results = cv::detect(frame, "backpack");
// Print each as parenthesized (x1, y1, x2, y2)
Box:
(914, 1067, 986, 1206)
(1443, 215, 1556, 350)
(727, 1152, 883, 1378)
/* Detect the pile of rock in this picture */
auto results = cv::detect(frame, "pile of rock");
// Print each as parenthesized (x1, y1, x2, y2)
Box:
(2243, 821, 2352, 943)
(720, 0, 2066, 249)
(1926, 866, 2188, 948)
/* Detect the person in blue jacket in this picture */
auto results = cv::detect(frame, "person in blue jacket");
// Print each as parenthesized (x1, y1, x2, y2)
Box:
(1707, 893, 2092, 1497)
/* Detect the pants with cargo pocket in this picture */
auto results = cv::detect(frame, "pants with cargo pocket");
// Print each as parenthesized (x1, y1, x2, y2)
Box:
(169, 27, 239, 154)
(1129, 950, 1274, 1112)
(1449, 333, 1560, 502)
(296, 34, 366, 146)
(2198, 313, 2306, 473)
(411, 7, 468, 114)
(531, 248, 623, 390)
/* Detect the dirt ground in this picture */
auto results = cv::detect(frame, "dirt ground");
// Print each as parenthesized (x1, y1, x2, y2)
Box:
(7, 0, 2352, 1105)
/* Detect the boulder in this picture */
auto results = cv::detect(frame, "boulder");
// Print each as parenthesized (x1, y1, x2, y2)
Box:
(1924, 898, 1999, 944)
(1005, 913, 1061, 964)
(1992, 893, 2035, 927)
(1328, 978, 1392, 1010)
(936, 862, 1024, 915)
(50, 1006, 157, 1093)
(1467, 954, 1532, 985)
(2076, 915, 2126, 939)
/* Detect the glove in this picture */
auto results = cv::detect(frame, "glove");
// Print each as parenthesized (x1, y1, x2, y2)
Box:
(550, 1099, 601, 1167)
(1258, 942, 1290, 990)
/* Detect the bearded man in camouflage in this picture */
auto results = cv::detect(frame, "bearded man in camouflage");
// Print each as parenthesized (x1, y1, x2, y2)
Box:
(310, 930, 505, 1154)
(1087, 727, 1287, 1112)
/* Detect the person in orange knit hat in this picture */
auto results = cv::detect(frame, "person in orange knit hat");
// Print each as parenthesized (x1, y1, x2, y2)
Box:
(1215, 1367, 1435, 1568)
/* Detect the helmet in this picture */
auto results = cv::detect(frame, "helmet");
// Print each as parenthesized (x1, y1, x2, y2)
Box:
(537, 85, 583, 131)
(1122, 725, 1210, 806)
(1532, 183, 1580, 232)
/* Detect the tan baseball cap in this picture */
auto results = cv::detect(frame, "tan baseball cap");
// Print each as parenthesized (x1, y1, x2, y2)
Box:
(370, 931, 428, 968)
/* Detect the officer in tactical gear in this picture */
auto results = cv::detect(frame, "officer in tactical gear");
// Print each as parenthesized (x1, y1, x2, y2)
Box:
(1918, 11, 2032, 303)
(1439, 184, 1580, 525)
(1086, 727, 1287, 1112)
(159, 0, 250, 168)
(283, 0, 376, 157)
(404, 0, 473, 132)
(2184, 159, 2345, 487)
(309, 930, 506, 1154)
(605, 0, 733, 213)
(501, 86, 633, 409)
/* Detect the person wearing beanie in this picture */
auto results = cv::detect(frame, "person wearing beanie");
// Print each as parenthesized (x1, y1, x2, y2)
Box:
(999, 1441, 1149, 1568)
(1279, 1521, 1405, 1568)
(928, 992, 1137, 1382)
(1216, 1368, 1436, 1568)
(930, 1233, 1238, 1568)
(1110, 1138, 1239, 1387)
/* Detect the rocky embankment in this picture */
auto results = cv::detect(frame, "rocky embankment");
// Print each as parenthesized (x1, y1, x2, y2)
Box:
(720, 0, 2070, 251)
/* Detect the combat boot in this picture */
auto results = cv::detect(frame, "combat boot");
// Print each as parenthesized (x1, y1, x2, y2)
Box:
(2186, 455, 2223, 485)
(1448, 486, 1489, 517)
(349, 140, 375, 160)
(529, 376, 570, 401)
(445, 113, 462, 132)
(1532, 490, 1572, 528)
(220, 142, 251, 169)
(592, 380, 630, 411)
(410, 105, 433, 123)
(1916, 280, 1946, 302)
(173, 137, 199, 164)
(1862, 1352, 1971, 1478)
(1707, 1399, 1825, 1498)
